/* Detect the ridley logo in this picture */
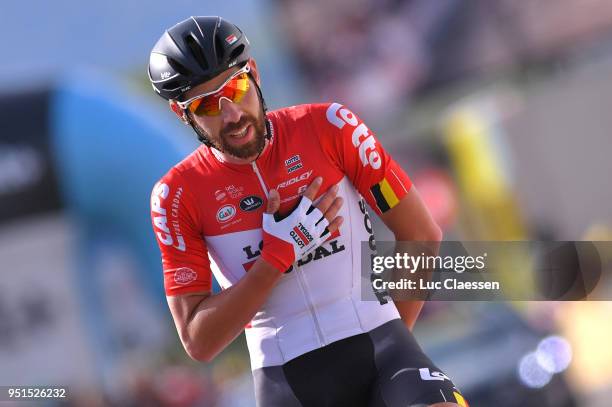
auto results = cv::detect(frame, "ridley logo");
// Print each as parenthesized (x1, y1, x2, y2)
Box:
(173, 267, 197, 285)
(240, 195, 263, 212)
(326, 103, 381, 170)
(276, 170, 313, 190)
(216, 204, 236, 222)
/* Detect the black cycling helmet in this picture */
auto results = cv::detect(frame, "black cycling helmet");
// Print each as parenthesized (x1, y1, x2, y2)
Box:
(148, 16, 251, 101)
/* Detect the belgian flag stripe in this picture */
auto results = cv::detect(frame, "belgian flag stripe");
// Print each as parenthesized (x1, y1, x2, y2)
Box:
(370, 178, 401, 213)
(379, 178, 400, 208)
(370, 183, 389, 213)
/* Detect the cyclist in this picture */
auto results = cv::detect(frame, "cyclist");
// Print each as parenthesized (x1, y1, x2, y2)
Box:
(148, 16, 468, 407)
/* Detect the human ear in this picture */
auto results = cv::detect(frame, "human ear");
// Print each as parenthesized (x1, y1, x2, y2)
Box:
(169, 100, 189, 124)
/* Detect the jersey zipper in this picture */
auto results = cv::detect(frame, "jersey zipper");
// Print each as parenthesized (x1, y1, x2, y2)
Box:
(295, 262, 326, 346)
(251, 162, 269, 199)
(251, 160, 326, 347)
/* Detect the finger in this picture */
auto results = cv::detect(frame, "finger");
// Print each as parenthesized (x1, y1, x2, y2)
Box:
(301, 176, 323, 202)
(326, 216, 344, 235)
(266, 189, 280, 214)
(314, 217, 330, 237)
(321, 196, 343, 224)
(314, 183, 339, 214)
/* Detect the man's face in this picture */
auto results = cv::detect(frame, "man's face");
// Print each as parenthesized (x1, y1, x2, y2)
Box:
(180, 60, 266, 160)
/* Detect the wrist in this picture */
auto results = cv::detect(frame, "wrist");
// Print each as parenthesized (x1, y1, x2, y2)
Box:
(260, 249, 290, 274)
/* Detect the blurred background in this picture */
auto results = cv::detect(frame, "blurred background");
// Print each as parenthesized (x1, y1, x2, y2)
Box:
(2, 0, 612, 405)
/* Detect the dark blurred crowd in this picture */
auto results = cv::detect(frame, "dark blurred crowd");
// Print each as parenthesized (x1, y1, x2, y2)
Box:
(275, 0, 612, 117)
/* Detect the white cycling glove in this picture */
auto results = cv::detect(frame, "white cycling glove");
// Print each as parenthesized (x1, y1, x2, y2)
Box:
(260, 196, 330, 273)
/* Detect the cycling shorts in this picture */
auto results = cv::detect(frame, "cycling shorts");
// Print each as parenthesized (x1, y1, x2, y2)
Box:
(252, 318, 468, 406)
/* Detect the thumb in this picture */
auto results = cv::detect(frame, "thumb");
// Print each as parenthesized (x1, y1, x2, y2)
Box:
(266, 189, 280, 214)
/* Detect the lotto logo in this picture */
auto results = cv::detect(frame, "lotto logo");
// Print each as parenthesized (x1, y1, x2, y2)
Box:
(290, 223, 313, 248)
(326, 103, 381, 170)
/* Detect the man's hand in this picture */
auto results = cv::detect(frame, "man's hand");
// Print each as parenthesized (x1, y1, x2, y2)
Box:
(261, 177, 344, 272)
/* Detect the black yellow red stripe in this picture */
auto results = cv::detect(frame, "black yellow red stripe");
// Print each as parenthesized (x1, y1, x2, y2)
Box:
(370, 177, 400, 213)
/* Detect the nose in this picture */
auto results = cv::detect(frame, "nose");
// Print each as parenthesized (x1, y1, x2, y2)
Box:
(219, 96, 242, 124)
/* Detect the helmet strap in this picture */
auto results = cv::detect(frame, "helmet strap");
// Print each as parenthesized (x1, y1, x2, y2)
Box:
(185, 113, 214, 147)
(248, 72, 272, 143)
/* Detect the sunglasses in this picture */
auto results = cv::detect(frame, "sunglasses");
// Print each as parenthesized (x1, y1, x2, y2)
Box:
(177, 64, 251, 117)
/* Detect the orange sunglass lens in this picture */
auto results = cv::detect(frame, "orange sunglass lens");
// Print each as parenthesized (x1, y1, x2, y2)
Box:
(188, 73, 250, 116)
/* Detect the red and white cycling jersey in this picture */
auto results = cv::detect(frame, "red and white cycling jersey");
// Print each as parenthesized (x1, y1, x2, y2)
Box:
(151, 103, 412, 369)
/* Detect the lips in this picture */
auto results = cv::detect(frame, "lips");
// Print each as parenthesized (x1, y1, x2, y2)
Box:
(228, 126, 248, 138)
(225, 124, 253, 145)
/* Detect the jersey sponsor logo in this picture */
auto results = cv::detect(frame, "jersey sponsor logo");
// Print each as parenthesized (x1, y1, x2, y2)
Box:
(214, 189, 228, 202)
(290, 223, 313, 248)
(284, 155, 303, 173)
(242, 238, 345, 271)
(358, 197, 389, 305)
(172, 267, 198, 285)
(290, 229, 306, 248)
(220, 217, 243, 229)
(216, 204, 237, 223)
(297, 223, 314, 242)
(239, 195, 263, 212)
(326, 103, 382, 170)
(276, 169, 313, 190)
(419, 368, 451, 382)
(287, 162, 303, 173)
(297, 239, 345, 266)
(151, 182, 186, 251)
(284, 154, 301, 166)
(225, 184, 244, 198)
(279, 185, 309, 204)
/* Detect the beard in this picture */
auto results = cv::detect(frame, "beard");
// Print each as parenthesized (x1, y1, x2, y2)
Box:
(191, 109, 266, 159)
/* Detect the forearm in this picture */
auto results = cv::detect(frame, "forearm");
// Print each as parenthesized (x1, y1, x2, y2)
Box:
(392, 231, 442, 330)
(394, 299, 425, 331)
(184, 257, 282, 361)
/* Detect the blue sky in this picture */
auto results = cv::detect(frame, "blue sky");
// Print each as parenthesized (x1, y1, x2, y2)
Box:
(0, 0, 303, 105)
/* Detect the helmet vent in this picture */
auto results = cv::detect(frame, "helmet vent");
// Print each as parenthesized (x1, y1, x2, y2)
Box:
(167, 57, 190, 76)
(214, 34, 225, 61)
(162, 80, 181, 91)
(229, 44, 245, 62)
(185, 34, 209, 71)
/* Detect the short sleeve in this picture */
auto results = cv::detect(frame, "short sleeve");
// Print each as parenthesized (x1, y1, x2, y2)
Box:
(311, 102, 412, 215)
(150, 168, 212, 296)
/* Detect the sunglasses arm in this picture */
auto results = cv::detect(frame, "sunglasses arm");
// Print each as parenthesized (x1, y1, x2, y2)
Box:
(169, 100, 190, 125)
